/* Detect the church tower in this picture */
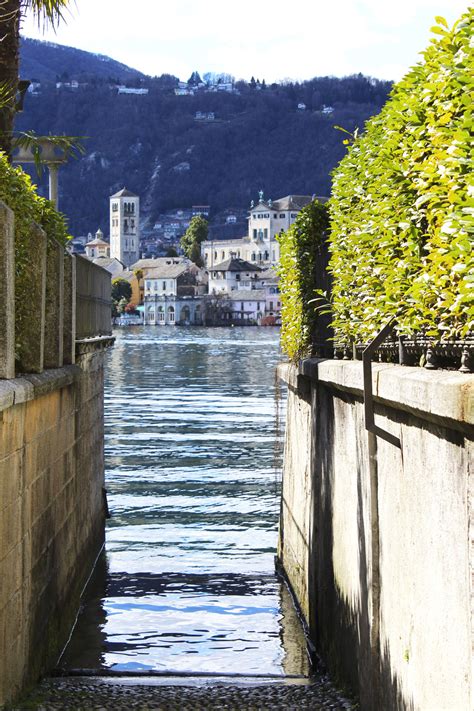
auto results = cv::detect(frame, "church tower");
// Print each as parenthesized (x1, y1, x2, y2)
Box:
(110, 188, 140, 267)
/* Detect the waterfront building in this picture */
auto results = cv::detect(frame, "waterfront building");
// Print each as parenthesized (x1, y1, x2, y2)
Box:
(110, 188, 140, 268)
(208, 256, 262, 294)
(226, 289, 266, 324)
(143, 262, 207, 325)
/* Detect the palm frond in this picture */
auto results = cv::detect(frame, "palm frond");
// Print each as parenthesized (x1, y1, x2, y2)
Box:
(21, 0, 74, 30)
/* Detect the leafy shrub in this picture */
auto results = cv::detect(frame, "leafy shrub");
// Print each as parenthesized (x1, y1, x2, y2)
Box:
(278, 200, 330, 361)
(328, 10, 473, 346)
(0, 151, 71, 361)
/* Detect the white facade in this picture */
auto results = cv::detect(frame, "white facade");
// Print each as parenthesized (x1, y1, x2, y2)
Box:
(208, 257, 262, 294)
(201, 193, 316, 269)
(110, 188, 140, 268)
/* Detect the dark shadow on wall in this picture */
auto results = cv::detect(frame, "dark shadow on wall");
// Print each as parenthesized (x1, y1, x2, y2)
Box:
(306, 379, 416, 711)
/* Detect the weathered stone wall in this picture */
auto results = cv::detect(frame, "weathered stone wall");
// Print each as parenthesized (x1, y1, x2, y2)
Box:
(278, 360, 473, 711)
(0, 347, 108, 706)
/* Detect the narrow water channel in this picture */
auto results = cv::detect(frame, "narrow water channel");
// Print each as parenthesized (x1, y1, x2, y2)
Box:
(60, 326, 309, 677)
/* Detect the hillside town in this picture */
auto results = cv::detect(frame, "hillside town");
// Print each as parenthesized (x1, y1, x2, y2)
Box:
(76, 188, 320, 326)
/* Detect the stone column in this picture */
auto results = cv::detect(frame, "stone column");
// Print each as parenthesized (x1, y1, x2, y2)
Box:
(44, 239, 64, 368)
(16, 223, 47, 374)
(0, 202, 15, 379)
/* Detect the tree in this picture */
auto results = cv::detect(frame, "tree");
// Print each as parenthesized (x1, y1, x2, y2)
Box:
(165, 246, 178, 257)
(0, 0, 71, 155)
(180, 215, 208, 266)
(111, 277, 132, 304)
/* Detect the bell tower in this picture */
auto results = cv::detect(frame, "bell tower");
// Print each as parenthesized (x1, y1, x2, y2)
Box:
(110, 187, 140, 267)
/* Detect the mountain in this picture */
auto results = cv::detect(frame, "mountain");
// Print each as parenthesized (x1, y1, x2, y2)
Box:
(16, 39, 392, 239)
(20, 37, 145, 83)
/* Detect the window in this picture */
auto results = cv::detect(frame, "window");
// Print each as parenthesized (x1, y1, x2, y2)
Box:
(274, 213, 277, 218)
(291, 213, 297, 218)
(279, 213, 285, 218)
(214, 251, 217, 260)
(253, 229, 257, 239)
(222, 251, 225, 260)
(112, 202, 118, 212)
(264, 213, 269, 218)
(258, 253, 262, 261)
(251, 253, 256, 261)
(269, 301, 274, 310)
(162, 281, 166, 290)
(241, 302, 244, 310)
(253, 214, 256, 220)
(264, 229, 268, 239)
(235, 273, 240, 281)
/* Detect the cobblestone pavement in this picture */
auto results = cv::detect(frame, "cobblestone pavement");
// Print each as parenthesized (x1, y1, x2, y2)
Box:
(14, 675, 356, 710)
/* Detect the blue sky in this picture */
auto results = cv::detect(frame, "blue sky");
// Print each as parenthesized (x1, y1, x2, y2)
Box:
(22, 0, 471, 82)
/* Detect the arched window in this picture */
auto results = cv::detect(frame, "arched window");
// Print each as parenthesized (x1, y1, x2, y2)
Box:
(167, 305, 175, 323)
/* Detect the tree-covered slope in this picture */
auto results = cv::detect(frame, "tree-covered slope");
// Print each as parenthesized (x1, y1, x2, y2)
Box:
(20, 37, 145, 82)
(16, 39, 392, 237)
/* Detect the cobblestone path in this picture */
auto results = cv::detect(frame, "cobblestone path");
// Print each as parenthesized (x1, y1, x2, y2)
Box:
(16, 674, 356, 710)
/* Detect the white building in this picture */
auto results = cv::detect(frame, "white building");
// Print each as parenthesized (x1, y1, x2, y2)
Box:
(143, 263, 206, 326)
(110, 188, 140, 268)
(208, 256, 262, 294)
(226, 290, 266, 324)
(84, 229, 110, 259)
(201, 193, 318, 269)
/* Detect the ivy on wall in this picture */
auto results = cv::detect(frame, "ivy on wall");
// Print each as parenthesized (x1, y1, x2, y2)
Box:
(328, 10, 473, 346)
(0, 152, 71, 360)
(278, 200, 330, 361)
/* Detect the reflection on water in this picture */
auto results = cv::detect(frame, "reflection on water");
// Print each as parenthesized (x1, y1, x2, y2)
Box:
(60, 327, 309, 676)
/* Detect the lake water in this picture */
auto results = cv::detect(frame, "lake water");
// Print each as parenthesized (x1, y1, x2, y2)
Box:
(60, 326, 309, 678)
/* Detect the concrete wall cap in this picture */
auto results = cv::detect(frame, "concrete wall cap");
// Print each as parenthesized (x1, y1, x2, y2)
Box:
(278, 359, 474, 427)
(0, 365, 81, 412)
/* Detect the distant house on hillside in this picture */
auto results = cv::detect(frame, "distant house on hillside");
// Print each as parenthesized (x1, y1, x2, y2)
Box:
(117, 85, 149, 95)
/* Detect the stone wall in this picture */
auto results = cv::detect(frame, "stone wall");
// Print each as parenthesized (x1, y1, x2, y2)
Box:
(0, 345, 109, 706)
(278, 360, 473, 711)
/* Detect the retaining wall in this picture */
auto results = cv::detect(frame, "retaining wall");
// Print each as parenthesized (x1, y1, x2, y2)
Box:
(0, 342, 111, 706)
(278, 360, 473, 711)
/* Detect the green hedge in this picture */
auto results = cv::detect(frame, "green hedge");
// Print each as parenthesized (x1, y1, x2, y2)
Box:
(328, 10, 473, 346)
(278, 200, 330, 361)
(0, 152, 71, 360)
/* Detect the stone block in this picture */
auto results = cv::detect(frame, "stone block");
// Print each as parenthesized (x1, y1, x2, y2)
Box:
(44, 239, 64, 369)
(0, 202, 15, 380)
(0, 450, 22, 513)
(16, 223, 47, 374)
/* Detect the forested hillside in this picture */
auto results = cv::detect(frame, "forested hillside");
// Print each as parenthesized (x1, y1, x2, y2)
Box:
(16, 38, 392, 237)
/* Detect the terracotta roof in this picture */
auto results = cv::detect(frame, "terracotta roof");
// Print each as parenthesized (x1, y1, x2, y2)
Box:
(211, 257, 262, 272)
(110, 187, 138, 198)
